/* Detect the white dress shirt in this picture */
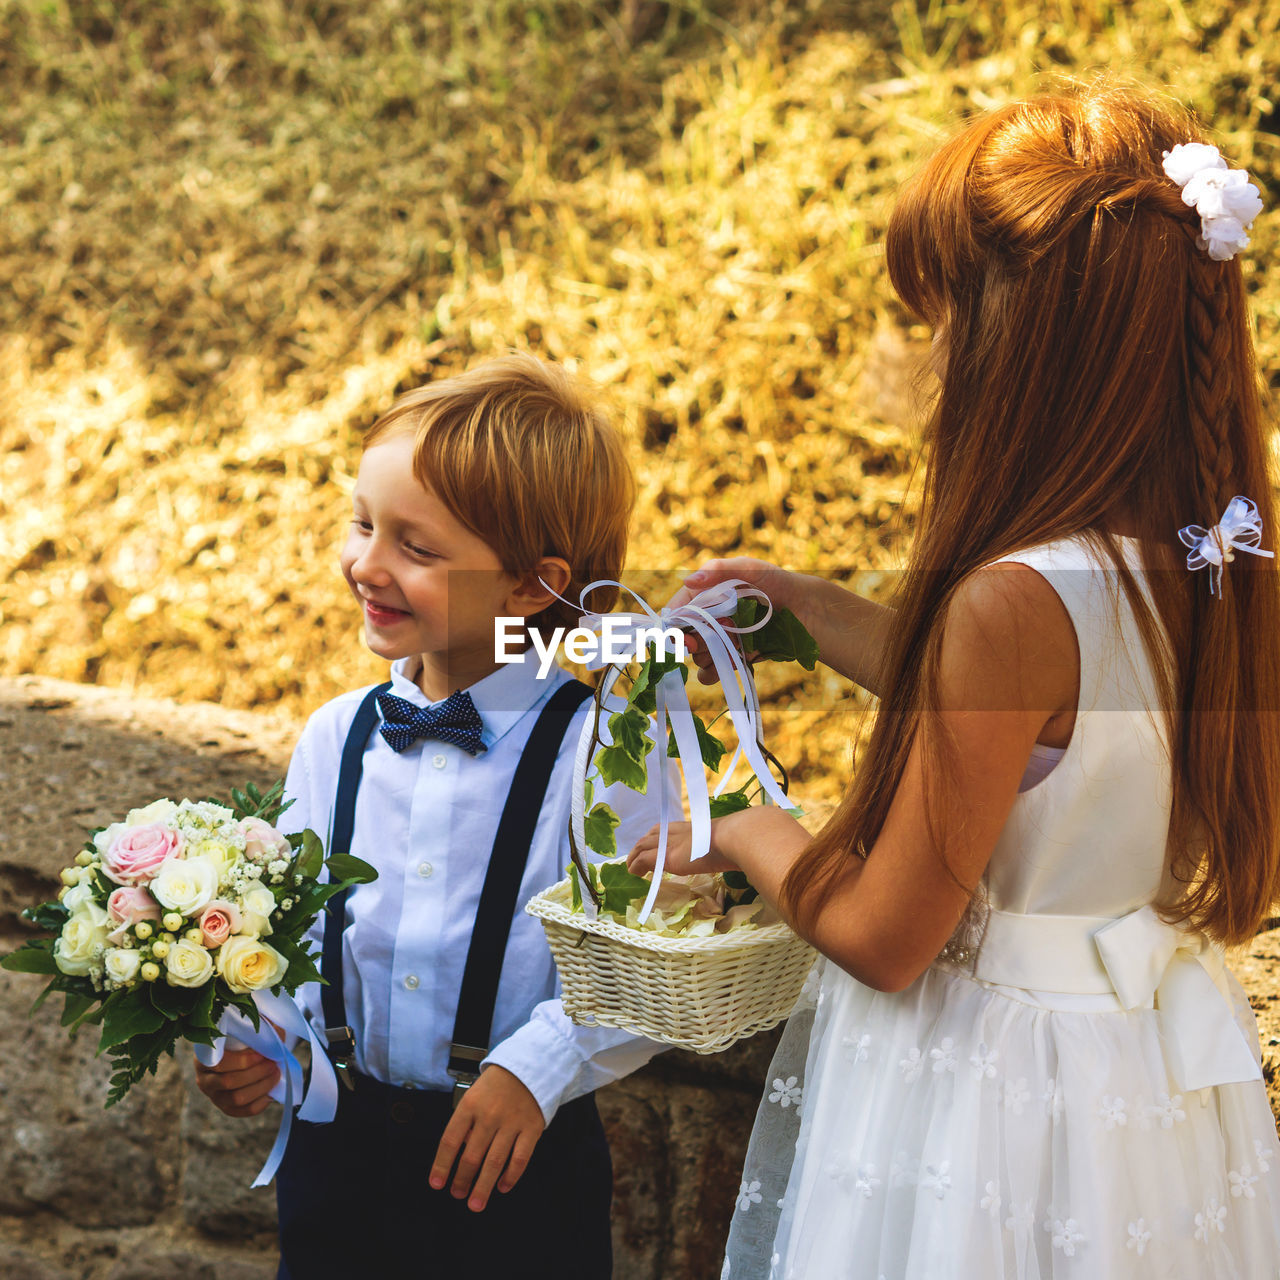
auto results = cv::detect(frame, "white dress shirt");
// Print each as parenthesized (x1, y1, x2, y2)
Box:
(279, 652, 667, 1122)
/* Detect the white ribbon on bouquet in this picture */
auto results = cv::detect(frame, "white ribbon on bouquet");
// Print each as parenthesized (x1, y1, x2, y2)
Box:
(547, 577, 790, 925)
(193, 989, 339, 1187)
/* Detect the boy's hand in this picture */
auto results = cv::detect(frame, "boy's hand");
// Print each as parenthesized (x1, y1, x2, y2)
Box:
(429, 1064, 545, 1212)
(193, 1047, 281, 1117)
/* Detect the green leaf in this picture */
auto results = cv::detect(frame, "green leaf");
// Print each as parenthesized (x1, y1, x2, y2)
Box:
(150, 980, 200, 1021)
(23, 900, 70, 932)
(583, 802, 621, 858)
(189, 978, 217, 1031)
(1, 943, 61, 974)
(28, 978, 59, 1015)
(594, 743, 648, 792)
(708, 789, 752, 819)
(666, 711, 728, 772)
(721, 870, 752, 890)
(608, 707, 653, 765)
(733, 597, 761, 629)
(629, 652, 688, 716)
(98, 990, 167, 1051)
(324, 849, 378, 885)
(598, 860, 653, 916)
(745, 606, 819, 670)
(569, 861, 583, 911)
(296, 828, 326, 879)
(59, 991, 99, 1029)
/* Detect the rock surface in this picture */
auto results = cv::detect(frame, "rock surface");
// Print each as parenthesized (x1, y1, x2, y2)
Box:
(1, 675, 1277, 1278)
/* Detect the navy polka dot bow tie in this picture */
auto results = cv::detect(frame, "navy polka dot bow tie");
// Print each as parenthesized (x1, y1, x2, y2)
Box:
(376, 689, 487, 756)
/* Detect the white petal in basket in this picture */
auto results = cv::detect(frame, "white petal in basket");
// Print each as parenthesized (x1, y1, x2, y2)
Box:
(525, 877, 815, 1054)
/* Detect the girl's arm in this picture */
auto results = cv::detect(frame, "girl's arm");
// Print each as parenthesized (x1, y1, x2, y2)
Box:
(679, 557, 895, 694)
(631, 563, 1079, 992)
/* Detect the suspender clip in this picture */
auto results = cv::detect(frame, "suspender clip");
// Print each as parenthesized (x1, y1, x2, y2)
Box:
(324, 1025, 358, 1091)
(447, 1043, 486, 1110)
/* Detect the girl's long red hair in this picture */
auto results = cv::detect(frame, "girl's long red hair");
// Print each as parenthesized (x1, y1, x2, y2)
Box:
(784, 86, 1280, 946)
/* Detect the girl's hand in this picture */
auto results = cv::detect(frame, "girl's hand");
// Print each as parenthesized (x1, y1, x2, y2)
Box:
(627, 820, 740, 877)
(429, 1064, 545, 1212)
(674, 557, 799, 686)
(193, 1047, 281, 1118)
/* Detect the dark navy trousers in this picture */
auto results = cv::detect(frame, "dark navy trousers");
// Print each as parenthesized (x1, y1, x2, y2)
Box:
(275, 1073, 613, 1279)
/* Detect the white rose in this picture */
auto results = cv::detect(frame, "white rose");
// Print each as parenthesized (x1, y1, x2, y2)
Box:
(104, 947, 142, 986)
(237, 885, 277, 937)
(124, 798, 180, 828)
(92, 820, 127, 859)
(240, 884, 276, 916)
(61, 880, 97, 912)
(151, 855, 219, 917)
(54, 903, 110, 976)
(164, 937, 214, 988)
(217, 936, 288, 993)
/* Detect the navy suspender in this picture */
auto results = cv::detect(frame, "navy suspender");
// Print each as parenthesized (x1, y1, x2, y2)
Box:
(445, 679, 593, 1097)
(320, 678, 594, 1101)
(319, 681, 390, 1079)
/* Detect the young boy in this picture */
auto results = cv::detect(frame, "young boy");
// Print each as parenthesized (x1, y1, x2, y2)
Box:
(196, 353, 665, 1278)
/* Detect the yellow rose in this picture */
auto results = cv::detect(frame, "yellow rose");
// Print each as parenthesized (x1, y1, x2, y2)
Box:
(188, 837, 239, 884)
(216, 936, 288, 994)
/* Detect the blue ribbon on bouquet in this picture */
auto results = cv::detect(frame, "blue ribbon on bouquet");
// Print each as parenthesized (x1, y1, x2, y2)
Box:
(193, 989, 339, 1187)
(545, 577, 790, 925)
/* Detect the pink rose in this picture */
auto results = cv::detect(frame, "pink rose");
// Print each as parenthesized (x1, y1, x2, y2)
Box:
(107, 885, 161, 927)
(102, 823, 183, 886)
(197, 899, 242, 947)
(241, 816, 290, 864)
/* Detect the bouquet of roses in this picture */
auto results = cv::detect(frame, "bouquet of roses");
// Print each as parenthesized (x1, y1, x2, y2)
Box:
(2, 781, 375, 1109)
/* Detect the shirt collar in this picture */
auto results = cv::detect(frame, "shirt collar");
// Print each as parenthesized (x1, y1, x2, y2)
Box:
(388, 653, 568, 749)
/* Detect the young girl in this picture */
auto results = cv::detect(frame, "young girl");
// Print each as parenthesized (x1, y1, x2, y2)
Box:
(630, 86, 1280, 1278)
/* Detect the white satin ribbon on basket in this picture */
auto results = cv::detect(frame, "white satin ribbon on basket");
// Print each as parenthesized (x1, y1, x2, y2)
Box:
(548, 577, 791, 925)
(971, 904, 1262, 1093)
(193, 989, 340, 1187)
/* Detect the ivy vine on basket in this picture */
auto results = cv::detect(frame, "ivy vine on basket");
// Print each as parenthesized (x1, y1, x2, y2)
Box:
(566, 585, 818, 936)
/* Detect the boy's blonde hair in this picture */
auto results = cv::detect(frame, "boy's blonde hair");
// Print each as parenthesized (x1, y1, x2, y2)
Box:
(365, 352, 634, 634)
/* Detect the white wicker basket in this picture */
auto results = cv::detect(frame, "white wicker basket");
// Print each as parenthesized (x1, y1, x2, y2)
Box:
(526, 876, 815, 1054)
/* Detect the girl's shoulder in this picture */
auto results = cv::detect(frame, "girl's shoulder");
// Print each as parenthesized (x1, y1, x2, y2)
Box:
(988, 532, 1137, 576)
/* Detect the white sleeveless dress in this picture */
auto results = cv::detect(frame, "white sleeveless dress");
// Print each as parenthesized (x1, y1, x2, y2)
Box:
(723, 538, 1280, 1280)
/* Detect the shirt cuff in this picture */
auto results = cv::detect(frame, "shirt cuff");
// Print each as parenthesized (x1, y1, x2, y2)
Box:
(484, 1001, 665, 1126)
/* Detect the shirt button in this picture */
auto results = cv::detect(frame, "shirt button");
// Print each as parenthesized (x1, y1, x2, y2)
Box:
(403, 974, 419, 991)
(432, 754, 447, 769)
(418, 861, 434, 879)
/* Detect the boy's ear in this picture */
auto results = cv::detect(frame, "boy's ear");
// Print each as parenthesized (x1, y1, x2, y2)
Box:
(505, 556, 572, 619)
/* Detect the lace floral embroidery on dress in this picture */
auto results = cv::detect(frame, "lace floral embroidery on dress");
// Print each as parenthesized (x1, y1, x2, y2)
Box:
(767, 1076, 803, 1109)
(1193, 1197, 1227, 1242)
(1126, 1218, 1152, 1256)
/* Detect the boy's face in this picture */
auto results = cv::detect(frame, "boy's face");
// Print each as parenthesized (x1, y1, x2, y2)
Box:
(341, 433, 519, 700)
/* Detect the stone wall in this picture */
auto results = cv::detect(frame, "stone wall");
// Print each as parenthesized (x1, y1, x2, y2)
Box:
(2, 675, 1277, 1279)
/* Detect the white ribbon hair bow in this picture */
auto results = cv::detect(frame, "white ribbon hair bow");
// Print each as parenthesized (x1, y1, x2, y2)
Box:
(1162, 143, 1264, 262)
(1178, 495, 1275, 596)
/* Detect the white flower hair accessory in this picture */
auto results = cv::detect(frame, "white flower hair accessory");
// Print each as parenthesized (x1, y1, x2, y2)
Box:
(1178, 495, 1275, 596)
(1162, 143, 1264, 262)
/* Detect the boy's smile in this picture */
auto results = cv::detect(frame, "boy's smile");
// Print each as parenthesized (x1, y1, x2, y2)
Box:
(341, 432, 522, 701)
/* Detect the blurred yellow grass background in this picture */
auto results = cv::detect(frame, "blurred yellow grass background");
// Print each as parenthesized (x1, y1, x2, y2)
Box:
(2, 0, 1278, 812)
